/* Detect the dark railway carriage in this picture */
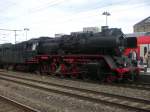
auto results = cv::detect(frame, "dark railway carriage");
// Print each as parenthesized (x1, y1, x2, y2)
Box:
(0, 27, 139, 82)
(0, 43, 13, 67)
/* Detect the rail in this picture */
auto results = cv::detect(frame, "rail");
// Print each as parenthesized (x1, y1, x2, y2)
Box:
(0, 73, 149, 111)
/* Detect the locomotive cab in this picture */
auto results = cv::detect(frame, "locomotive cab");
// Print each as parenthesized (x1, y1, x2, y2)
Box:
(21, 38, 40, 64)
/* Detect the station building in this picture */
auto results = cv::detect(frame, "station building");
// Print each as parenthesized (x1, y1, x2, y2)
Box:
(134, 16, 150, 32)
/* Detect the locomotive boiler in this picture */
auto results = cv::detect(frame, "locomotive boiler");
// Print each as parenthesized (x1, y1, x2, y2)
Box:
(38, 28, 125, 55)
(0, 27, 139, 82)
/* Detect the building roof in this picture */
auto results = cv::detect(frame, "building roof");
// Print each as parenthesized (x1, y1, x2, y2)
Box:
(134, 16, 150, 26)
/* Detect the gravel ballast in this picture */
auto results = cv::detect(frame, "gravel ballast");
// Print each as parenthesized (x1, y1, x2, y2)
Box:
(2, 70, 150, 101)
(0, 78, 137, 112)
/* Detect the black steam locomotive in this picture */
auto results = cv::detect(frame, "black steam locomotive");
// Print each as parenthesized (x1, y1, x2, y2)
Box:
(0, 27, 139, 82)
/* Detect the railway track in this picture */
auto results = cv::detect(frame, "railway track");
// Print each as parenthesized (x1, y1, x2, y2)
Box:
(47, 74, 150, 91)
(1, 70, 150, 91)
(0, 94, 39, 112)
(0, 73, 149, 111)
(102, 82, 150, 91)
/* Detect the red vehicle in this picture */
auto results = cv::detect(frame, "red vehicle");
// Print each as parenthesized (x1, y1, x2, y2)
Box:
(124, 36, 150, 71)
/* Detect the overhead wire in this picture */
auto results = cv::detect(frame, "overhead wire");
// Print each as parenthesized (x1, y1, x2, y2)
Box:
(29, 0, 68, 13)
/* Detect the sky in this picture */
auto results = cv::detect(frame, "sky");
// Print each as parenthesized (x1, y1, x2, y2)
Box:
(0, 0, 150, 44)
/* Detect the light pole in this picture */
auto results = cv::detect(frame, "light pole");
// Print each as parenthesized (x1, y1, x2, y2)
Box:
(102, 11, 111, 26)
(0, 29, 22, 44)
(24, 28, 29, 41)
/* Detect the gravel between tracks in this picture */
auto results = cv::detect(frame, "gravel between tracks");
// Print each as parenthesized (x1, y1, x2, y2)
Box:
(2, 70, 150, 101)
(0, 79, 136, 112)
